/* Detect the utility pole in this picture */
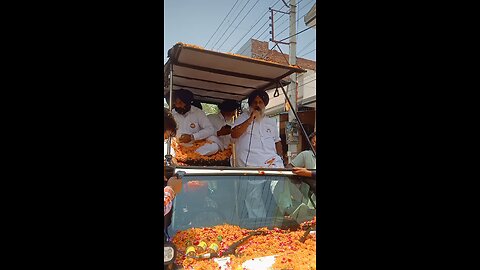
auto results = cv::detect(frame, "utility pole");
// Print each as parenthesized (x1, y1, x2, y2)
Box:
(287, 0, 298, 162)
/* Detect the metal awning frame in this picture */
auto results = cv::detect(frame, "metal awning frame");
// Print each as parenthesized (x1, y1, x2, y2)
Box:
(165, 43, 316, 158)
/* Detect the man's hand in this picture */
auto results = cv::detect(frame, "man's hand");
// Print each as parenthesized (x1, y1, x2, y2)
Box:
(250, 109, 261, 120)
(231, 113, 256, 139)
(167, 176, 182, 195)
(179, 134, 193, 143)
(292, 167, 313, 178)
(217, 125, 232, 136)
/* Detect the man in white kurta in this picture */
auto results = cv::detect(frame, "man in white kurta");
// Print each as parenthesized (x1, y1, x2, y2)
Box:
(207, 100, 237, 149)
(171, 89, 222, 155)
(232, 111, 283, 168)
(231, 90, 290, 218)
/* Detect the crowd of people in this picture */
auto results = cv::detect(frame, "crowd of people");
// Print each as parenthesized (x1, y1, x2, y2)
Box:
(164, 89, 317, 218)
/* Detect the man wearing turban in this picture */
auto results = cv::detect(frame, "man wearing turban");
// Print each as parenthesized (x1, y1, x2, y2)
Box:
(171, 89, 222, 156)
(231, 90, 289, 218)
(231, 90, 284, 168)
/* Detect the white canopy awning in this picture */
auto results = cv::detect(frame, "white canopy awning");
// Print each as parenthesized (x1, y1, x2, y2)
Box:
(164, 43, 306, 105)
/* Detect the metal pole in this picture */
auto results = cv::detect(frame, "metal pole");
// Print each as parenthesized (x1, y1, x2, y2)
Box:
(167, 63, 173, 156)
(232, 144, 237, 167)
(231, 109, 238, 167)
(169, 63, 174, 112)
(279, 81, 316, 157)
(287, 0, 298, 161)
(270, 9, 275, 42)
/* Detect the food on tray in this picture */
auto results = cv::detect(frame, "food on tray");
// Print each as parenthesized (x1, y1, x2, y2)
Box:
(172, 138, 232, 166)
(171, 219, 316, 270)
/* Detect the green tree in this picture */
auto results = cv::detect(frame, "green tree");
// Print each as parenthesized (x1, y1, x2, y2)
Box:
(201, 103, 219, 115)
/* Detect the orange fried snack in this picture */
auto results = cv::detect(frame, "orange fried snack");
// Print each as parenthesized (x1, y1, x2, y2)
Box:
(171, 219, 316, 270)
(172, 138, 232, 164)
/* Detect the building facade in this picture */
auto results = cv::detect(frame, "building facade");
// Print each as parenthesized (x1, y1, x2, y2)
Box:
(236, 39, 316, 116)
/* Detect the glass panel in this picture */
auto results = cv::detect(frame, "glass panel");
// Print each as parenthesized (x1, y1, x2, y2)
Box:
(167, 174, 316, 236)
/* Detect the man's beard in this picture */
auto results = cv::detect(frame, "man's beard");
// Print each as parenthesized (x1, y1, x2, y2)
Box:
(250, 107, 265, 118)
(174, 105, 191, 115)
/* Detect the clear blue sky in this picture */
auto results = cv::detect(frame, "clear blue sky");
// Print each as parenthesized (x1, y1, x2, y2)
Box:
(164, 0, 316, 64)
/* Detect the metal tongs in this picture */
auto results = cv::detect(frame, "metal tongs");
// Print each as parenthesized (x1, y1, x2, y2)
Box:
(223, 230, 268, 256)
(299, 226, 316, 243)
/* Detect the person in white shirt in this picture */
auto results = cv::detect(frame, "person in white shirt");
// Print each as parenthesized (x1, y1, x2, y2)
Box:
(207, 100, 238, 149)
(231, 90, 289, 218)
(289, 131, 317, 210)
(171, 89, 222, 156)
(231, 90, 284, 168)
(289, 131, 316, 170)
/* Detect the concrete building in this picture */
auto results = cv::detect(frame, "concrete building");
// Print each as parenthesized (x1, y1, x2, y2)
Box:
(236, 39, 316, 116)
(304, 3, 316, 29)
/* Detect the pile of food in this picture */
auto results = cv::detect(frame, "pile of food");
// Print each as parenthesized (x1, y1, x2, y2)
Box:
(171, 217, 316, 270)
(172, 138, 232, 166)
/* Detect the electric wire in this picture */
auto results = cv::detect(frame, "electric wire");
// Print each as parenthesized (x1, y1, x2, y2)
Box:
(278, 24, 315, 42)
(204, 0, 241, 48)
(298, 48, 316, 58)
(212, 0, 254, 50)
(237, 1, 287, 55)
(229, 0, 279, 53)
(297, 37, 316, 55)
(217, 0, 262, 52)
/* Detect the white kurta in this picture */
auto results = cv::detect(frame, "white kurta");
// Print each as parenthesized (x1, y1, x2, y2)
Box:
(172, 106, 223, 155)
(207, 112, 233, 149)
(232, 111, 286, 218)
(232, 111, 283, 168)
